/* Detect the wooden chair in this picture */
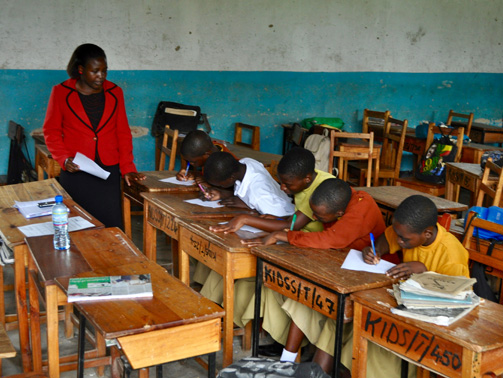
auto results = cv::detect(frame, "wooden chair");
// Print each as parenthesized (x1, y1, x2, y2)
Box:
(158, 125, 179, 171)
(354, 117, 408, 186)
(395, 124, 464, 196)
(328, 131, 379, 187)
(234, 123, 260, 151)
(463, 211, 503, 304)
(446, 109, 474, 138)
(284, 123, 308, 153)
(361, 109, 391, 133)
(475, 158, 503, 207)
(266, 160, 280, 183)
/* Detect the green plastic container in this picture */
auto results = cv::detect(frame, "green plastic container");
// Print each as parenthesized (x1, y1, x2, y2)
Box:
(300, 117, 345, 131)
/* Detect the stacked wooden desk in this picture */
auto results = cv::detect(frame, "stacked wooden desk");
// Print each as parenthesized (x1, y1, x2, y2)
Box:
(34, 145, 61, 181)
(351, 287, 503, 378)
(0, 179, 102, 373)
(251, 244, 394, 378)
(355, 186, 468, 225)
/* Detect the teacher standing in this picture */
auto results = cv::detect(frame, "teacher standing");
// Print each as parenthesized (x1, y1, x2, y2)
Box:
(43, 43, 145, 228)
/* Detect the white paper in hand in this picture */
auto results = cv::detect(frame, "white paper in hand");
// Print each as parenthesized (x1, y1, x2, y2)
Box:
(73, 152, 110, 180)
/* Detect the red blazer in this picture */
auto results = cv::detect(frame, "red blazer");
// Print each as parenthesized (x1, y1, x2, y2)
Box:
(43, 78, 137, 175)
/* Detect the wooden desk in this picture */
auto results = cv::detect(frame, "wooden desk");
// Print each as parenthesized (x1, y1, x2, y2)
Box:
(355, 186, 468, 225)
(0, 179, 102, 373)
(226, 143, 282, 167)
(445, 162, 485, 205)
(251, 244, 393, 378)
(25, 228, 147, 378)
(34, 144, 61, 181)
(122, 170, 198, 239)
(451, 120, 503, 145)
(177, 218, 264, 368)
(351, 287, 503, 378)
(141, 192, 256, 263)
(57, 259, 224, 378)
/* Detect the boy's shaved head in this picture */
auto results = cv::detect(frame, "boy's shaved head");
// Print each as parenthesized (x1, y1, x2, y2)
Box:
(310, 178, 351, 213)
(181, 130, 214, 158)
(204, 151, 240, 184)
(277, 147, 315, 179)
(393, 195, 438, 233)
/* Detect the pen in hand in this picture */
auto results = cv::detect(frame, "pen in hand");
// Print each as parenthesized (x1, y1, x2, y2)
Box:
(370, 232, 377, 257)
(290, 213, 297, 231)
(184, 162, 190, 179)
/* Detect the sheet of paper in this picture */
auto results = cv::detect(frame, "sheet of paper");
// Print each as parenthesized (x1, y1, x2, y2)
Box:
(73, 152, 110, 180)
(184, 198, 224, 208)
(217, 222, 264, 234)
(159, 176, 195, 186)
(17, 216, 95, 237)
(341, 249, 395, 274)
(14, 197, 57, 219)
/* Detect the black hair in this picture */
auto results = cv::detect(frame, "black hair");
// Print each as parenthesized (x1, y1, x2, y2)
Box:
(393, 195, 438, 233)
(310, 178, 352, 213)
(180, 130, 214, 158)
(203, 151, 240, 185)
(277, 147, 315, 179)
(67, 44, 107, 79)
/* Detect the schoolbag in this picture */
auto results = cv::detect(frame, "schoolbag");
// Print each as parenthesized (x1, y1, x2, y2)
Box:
(303, 129, 332, 174)
(415, 127, 458, 184)
(151, 101, 211, 137)
(480, 150, 503, 170)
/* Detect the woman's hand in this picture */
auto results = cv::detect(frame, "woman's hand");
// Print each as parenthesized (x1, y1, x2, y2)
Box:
(386, 262, 427, 280)
(64, 157, 80, 173)
(362, 246, 380, 265)
(124, 172, 146, 186)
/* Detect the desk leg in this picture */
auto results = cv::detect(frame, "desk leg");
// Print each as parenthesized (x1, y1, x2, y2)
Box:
(143, 202, 157, 261)
(445, 175, 455, 202)
(222, 263, 235, 367)
(332, 293, 346, 378)
(179, 247, 190, 285)
(14, 244, 32, 372)
(28, 260, 42, 373)
(77, 313, 86, 378)
(252, 258, 263, 357)
(123, 193, 132, 240)
(351, 302, 367, 378)
(208, 352, 216, 378)
(0, 265, 4, 326)
(46, 284, 60, 378)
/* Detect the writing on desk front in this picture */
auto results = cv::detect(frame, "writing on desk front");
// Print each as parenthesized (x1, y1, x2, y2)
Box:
(263, 263, 338, 319)
(361, 307, 463, 377)
(147, 207, 178, 236)
(189, 235, 217, 261)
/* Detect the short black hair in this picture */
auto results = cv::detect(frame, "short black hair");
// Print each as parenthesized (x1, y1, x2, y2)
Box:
(277, 147, 315, 179)
(204, 152, 240, 185)
(67, 44, 106, 79)
(181, 130, 214, 158)
(393, 195, 438, 233)
(310, 178, 352, 213)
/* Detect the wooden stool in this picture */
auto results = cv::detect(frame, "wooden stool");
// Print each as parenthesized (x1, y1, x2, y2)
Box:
(35, 144, 61, 180)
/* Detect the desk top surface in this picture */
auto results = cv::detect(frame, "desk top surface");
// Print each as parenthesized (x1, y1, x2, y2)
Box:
(26, 227, 146, 285)
(351, 287, 503, 352)
(57, 259, 224, 339)
(125, 170, 199, 194)
(178, 218, 267, 252)
(252, 244, 394, 294)
(227, 143, 282, 167)
(445, 162, 483, 176)
(355, 186, 468, 212)
(141, 192, 257, 219)
(0, 179, 101, 248)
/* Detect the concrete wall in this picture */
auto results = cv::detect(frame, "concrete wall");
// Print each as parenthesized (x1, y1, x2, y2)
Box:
(1, 0, 502, 174)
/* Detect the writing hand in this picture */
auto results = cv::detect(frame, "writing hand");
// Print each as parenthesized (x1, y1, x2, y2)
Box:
(124, 172, 146, 186)
(176, 169, 195, 181)
(203, 187, 221, 201)
(386, 262, 427, 280)
(362, 246, 380, 265)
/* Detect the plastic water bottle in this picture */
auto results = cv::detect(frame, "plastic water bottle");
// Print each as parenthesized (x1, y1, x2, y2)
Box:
(52, 195, 70, 250)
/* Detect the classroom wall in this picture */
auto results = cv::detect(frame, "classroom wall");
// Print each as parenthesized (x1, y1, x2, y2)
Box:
(1, 0, 502, 175)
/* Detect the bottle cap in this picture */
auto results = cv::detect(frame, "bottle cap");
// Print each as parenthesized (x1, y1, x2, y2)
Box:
(55, 195, 63, 203)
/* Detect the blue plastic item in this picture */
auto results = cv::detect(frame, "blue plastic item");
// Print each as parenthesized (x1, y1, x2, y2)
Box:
(465, 206, 503, 240)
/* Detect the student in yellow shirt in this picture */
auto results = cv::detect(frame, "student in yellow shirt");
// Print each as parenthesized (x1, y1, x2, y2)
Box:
(338, 195, 470, 378)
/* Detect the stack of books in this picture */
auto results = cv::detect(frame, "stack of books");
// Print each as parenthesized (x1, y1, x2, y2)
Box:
(390, 272, 479, 326)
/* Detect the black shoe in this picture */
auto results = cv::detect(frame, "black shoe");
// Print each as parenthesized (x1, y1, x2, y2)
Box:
(258, 341, 283, 357)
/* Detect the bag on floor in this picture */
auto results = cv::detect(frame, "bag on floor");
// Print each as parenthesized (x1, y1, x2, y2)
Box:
(415, 127, 458, 184)
(303, 129, 331, 174)
(480, 150, 503, 170)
